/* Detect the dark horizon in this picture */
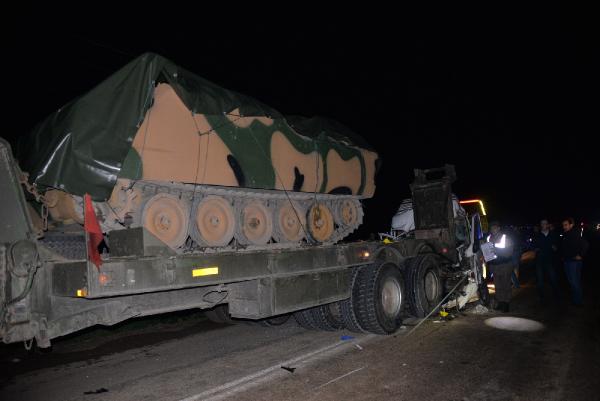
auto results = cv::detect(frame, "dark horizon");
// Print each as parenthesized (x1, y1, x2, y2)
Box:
(6, 12, 598, 235)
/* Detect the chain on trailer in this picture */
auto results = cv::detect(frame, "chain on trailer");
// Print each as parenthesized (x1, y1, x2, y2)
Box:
(18, 170, 49, 234)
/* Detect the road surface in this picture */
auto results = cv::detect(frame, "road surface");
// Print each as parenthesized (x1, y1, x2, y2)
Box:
(1, 267, 598, 401)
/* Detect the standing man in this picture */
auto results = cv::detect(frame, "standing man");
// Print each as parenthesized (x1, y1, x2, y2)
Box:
(487, 221, 515, 312)
(532, 219, 560, 304)
(561, 217, 588, 306)
(510, 226, 522, 288)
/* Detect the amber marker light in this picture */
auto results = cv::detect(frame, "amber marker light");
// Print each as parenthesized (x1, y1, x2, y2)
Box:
(459, 199, 487, 216)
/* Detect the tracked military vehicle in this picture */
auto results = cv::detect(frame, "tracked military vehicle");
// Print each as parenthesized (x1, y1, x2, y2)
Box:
(19, 53, 379, 251)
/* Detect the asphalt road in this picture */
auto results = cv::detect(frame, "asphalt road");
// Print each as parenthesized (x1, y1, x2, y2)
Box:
(1, 264, 599, 401)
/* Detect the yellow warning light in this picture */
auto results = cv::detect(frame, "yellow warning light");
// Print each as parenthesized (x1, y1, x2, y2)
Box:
(382, 238, 393, 244)
(459, 199, 487, 216)
(76, 288, 88, 297)
(192, 267, 219, 277)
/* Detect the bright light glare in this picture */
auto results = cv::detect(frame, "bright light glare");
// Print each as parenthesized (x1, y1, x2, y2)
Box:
(485, 317, 545, 332)
(495, 234, 506, 248)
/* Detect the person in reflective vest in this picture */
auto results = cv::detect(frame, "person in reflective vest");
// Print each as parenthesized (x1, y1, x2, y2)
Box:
(487, 221, 515, 312)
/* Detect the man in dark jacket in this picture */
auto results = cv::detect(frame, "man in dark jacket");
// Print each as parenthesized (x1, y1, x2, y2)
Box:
(561, 217, 589, 305)
(487, 221, 515, 312)
(532, 219, 560, 303)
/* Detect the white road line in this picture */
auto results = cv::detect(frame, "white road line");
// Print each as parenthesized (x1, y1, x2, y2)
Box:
(314, 366, 366, 390)
(179, 335, 376, 401)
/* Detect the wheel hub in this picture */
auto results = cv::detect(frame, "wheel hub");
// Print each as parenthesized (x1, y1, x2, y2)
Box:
(424, 270, 439, 303)
(308, 203, 334, 242)
(239, 201, 273, 245)
(276, 202, 306, 243)
(194, 196, 235, 247)
(381, 277, 402, 318)
(142, 194, 190, 249)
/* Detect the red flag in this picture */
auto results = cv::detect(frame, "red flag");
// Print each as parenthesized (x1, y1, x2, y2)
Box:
(84, 194, 103, 269)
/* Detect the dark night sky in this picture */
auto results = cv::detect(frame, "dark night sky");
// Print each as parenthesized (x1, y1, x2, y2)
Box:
(6, 9, 599, 236)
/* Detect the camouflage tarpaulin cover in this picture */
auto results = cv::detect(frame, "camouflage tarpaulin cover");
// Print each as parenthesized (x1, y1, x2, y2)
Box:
(18, 53, 375, 200)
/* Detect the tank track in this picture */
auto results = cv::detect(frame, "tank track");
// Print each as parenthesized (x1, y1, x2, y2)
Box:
(98, 180, 364, 252)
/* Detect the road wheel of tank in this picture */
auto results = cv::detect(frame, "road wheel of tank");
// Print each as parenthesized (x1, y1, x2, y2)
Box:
(307, 202, 335, 243)
(334, 199, 362, 228)
(352, 261, 405, 334)
(339, 267, 369, 333)
(204, 304, 234, 324)
(141, 193, 190, 249)
(192, 196, 235, 247)
(407, 254, 444, 318)
(236, 200, 273, 245)
(310, 302, 344, 331)
(294, 308, 319, 330)
(273, 201, 306, 243)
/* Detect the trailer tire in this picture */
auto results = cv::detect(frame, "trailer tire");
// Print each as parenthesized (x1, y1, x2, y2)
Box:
(204, 305, 234, 324)
(339, 267, 369, 333)
(352, 261, 405, 334)
(258, 314, 290, 327)
(407, 254, 444, 318)
(294, 309, 319, 330)
(309, 302, 344, 331)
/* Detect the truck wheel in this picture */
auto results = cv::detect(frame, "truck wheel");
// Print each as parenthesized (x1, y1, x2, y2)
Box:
(407, 254, 444, 318)
(353, 261, 405, 334)
(310, 302, 344, 331)
(339, 267, 369, 333)
(204, 304, 234, 324)
(294, 309, 319, 330)
(258, 314, 290, 327)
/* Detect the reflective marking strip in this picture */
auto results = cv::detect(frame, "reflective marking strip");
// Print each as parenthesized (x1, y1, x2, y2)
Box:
(192, 267, 219, 277)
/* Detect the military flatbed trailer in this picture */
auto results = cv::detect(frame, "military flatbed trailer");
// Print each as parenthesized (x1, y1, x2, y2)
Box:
(1, 139, 485, 348)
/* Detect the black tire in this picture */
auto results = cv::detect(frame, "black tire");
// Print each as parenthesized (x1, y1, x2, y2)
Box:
(340, 267, 369, 333)
(294, 308, 319, 330)
(258, 314, 290, 327)
(406, 254, 444, 318)
(204, 304, 234, 324)
(309, 302, 344, 331)
(353, 261, 406, 334)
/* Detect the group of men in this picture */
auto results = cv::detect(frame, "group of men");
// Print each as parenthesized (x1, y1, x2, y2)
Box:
(487, 218, 588, 312)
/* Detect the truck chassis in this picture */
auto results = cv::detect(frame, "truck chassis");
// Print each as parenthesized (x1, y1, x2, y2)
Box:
(1, 139, 485, 348)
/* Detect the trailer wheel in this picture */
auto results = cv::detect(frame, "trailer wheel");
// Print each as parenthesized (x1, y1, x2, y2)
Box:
(259, 314, 290, 327)
(339, 267, 369, 333)
(294, 309, 318, 330)
(352, 261, 405, 334)
(204, 305, 234, 324)
(309, 302, 344, 331)
(407, 254, 444, 318)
